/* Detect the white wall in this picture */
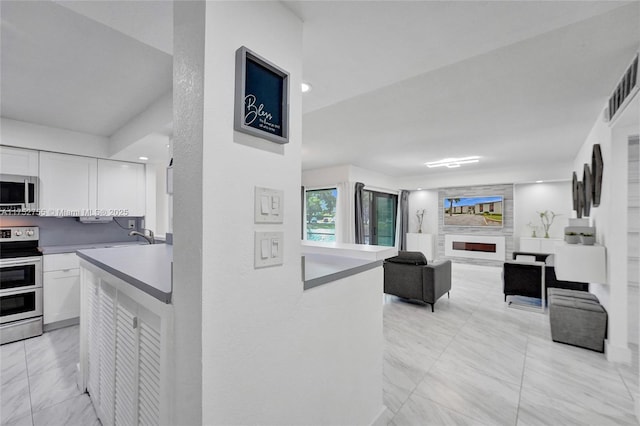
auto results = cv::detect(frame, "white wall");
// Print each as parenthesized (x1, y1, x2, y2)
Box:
(1, 117, 110, 157)
(572, 97, 637, 363)
(108, 90, 172, 157)
(408, 189, 439, 235)
(190, 3, 383, 425)
(514, 181, 572, 246)
(302, 164, 350, 188)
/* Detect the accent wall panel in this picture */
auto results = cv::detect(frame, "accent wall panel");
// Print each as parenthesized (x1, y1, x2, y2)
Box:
(438, 184, 514, 266)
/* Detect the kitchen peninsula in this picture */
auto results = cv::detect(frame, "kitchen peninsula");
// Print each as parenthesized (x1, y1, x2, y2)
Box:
(302, 241, 397, 290)
(76, 244, 174, 426)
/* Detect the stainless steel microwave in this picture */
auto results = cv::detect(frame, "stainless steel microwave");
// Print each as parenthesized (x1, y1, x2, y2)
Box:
(0, 174, 38, 212)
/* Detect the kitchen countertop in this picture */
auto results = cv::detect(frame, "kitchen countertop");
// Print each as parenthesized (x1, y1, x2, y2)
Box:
(40, 240, 148, 254)
(76, 244, 172, 303)
(301, 241, 396, 290)
(302, 240, 396, 260)
(303, 254, 383, 290)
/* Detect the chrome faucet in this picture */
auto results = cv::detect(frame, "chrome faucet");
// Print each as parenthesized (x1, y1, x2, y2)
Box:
(129, 229, 155, 244)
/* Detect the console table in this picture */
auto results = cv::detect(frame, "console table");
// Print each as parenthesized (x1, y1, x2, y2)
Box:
(406, 233, 435, 262)
(519, 237, 562, 254)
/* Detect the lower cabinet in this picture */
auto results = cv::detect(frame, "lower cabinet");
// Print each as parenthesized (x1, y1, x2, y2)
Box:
(43, 253, 80, 326)
(519, 237, 563, 254)
(81, 265, 172, 426)
(406, 233, 435, 261)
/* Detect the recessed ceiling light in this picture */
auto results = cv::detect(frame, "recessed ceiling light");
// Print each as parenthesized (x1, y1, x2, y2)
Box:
(166, 144, 170, 148)
(425, 156, 480, 168)
(301, 82, 312, 93)
(417, 187, 423, 191)
(536, 180, 544, 183)
(138, 156, 149, 161)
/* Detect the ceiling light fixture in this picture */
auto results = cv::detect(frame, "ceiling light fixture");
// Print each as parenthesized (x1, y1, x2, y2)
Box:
(138, 156, 148, 161)
(301, 82, 312, 93)
(536, 180, 544, 183)
(425, 156, 480, 169)
(417, 187, 423, 191)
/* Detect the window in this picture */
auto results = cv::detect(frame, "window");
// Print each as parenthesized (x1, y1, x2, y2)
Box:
(305, 188, 337, 242)
(362, 190, 397, 247)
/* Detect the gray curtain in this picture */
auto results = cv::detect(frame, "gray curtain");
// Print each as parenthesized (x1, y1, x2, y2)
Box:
(354, 182, 366, 244)
(398, 190, 410, 250)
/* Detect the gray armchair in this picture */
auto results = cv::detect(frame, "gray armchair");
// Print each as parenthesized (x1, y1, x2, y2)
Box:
(383, 251, 452, 312)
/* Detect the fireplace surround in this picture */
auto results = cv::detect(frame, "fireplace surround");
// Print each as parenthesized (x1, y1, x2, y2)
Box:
(444, 234, 506, 261)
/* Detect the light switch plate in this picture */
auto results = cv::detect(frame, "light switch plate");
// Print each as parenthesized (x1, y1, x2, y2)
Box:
(255, 231, 284, 268)
(254, 187, 284, 224)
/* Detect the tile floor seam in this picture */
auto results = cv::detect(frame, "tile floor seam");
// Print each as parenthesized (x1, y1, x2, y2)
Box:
(388, 302, 472, 423)
(392, 302, 478, 423)
(514, 331, 531, 426)
(22, 340, 34, 426)
(617, 363, 639, 403)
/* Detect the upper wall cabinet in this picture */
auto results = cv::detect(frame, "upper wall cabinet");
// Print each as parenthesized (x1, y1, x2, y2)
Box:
(97, 159, 145, 217)
(39, 152, 97, 215)
(39, 153, 145, 217)
(0, 146, 39, 176)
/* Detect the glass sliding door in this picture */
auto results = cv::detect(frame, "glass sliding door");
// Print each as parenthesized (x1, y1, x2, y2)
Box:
(362, 190, 397, 246)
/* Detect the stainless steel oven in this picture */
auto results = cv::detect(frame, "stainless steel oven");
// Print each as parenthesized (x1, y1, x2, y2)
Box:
(0, 174, 39, 212)
(0, 227, 43, 344)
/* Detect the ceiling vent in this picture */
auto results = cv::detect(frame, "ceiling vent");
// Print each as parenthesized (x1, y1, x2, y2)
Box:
(608, 53, 638, 122)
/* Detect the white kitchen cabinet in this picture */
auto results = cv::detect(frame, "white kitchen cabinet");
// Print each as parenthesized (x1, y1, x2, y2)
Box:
(39, 153, 146, 217)
(97, 159, 146, 217)
(80, 264, 171, 425)
(519, 237, 562, 254)
(406, 233, 435, 261)
(0, 146, 39, 176)
(43, 253, 81, 327)
(39, 152, 97, 216)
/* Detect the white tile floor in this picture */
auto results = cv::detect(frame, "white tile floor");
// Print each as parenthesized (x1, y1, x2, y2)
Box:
(1, 263, 638, 425)
(383, 263, 639, 426)
(0, 325, 99, 426)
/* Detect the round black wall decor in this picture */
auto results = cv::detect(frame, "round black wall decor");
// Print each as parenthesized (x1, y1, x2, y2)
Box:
(591, 144, 603, 206)
(583, 163, 592, 217)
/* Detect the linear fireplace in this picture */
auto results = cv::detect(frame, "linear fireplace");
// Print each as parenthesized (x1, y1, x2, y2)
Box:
(451, 241, 497, 253)
(445, 234, 505, 260)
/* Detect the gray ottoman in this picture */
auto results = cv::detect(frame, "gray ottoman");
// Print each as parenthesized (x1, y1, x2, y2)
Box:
(548, 288, 598, 302)
(548, 289, 607, 352)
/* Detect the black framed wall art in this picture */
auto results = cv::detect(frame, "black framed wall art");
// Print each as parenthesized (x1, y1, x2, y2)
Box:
(234, 46, 289, 144)
(583, 163, 592, 217)
(591, 144, 603, 206)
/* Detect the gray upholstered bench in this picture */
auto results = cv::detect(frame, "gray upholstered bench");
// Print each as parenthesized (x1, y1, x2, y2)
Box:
(548, 288, 607, 352)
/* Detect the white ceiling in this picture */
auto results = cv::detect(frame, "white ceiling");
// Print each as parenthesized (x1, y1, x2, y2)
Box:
(0, 0, 172, 138)
(1, 1, 638, 179)
(290, 1, 640, 179)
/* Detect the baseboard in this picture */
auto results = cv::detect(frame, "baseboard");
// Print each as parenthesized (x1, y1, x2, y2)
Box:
(44, 317, 79, 332)
(370, 406, 391, 426)
(605, 340, 632, 363)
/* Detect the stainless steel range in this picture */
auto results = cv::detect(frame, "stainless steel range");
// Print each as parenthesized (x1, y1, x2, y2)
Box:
(0, 226, 43, 344)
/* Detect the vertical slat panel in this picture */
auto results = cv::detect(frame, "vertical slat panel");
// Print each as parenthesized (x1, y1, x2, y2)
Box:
(87, 279, 100, 404)
(137, 308, 161, 426)
(98, 284, 116, 426)
(115, 294, 137, 426)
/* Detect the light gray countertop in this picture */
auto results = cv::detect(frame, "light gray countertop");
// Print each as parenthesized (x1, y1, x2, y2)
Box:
(40, 241, 147, 254)
(303, 254, 383, 290)
(76, 244, 172, 303)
